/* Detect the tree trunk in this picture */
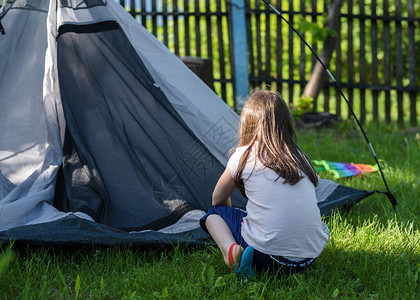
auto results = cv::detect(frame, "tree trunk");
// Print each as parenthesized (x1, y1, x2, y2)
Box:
(302, 0, 343, 101)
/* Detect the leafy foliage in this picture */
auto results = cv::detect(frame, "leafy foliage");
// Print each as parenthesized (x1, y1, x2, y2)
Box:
(290, 95, 314, 119)
(297, 18, 337, 43)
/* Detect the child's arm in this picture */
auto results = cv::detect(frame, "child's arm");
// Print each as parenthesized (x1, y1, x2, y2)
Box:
(212, 167, 236, 206)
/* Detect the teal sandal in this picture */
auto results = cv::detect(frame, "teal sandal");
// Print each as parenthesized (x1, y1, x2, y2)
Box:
(228, 243, 255, 278)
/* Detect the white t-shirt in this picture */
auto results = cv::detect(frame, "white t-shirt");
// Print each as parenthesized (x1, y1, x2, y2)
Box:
(228, 144, 329, 259)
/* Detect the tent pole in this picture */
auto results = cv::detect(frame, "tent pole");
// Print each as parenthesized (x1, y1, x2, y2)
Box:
(261, 0, 397, 208)
(231, 0, 250, 111)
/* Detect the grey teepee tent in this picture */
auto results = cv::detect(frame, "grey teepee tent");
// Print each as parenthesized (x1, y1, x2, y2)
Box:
(0, 0, 374, 246)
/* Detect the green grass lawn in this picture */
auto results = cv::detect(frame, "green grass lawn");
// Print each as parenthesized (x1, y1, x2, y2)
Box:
(1, 124, 419, 299)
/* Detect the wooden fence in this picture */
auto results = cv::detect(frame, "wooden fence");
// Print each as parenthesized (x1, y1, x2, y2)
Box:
(120, 0, 419, 125)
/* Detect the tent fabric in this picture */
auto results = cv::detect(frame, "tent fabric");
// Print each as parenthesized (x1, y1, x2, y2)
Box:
(316, 179, 375, 216)
(55, 19, 236, 230)
(0, 214, 209, 247)
(0, 0, 91, 231)
(0, 0, 377, 246)
(107, 0, 241, 165)
(0, 0, 246, 235)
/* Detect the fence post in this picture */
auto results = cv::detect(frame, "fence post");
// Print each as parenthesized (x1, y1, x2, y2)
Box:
(231, 0, 249, 110)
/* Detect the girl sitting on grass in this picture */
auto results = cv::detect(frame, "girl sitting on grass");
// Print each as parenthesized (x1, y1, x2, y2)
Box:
(200, 90, 329, 277)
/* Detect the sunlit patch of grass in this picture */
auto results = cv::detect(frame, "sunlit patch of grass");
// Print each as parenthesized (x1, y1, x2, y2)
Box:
(0, 125, 419, 298)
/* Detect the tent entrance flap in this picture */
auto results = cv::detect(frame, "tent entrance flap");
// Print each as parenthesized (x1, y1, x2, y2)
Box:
(55, 20, 231, 231)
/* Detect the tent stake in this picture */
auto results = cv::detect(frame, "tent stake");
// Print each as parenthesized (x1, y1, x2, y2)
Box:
(261, 0, 397, 208)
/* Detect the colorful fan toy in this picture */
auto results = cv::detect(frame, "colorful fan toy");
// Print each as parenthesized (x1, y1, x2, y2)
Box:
(313, 160, 379, 179)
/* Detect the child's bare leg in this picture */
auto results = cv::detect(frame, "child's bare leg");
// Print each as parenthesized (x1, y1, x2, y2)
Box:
(205, 214, 244, 268)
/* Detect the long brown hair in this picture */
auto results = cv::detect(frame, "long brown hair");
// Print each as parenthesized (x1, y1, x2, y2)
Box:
(234, 90, 318, 193)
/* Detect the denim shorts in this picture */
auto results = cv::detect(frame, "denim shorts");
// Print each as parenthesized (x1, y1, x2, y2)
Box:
(200, 205, 316, 274)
